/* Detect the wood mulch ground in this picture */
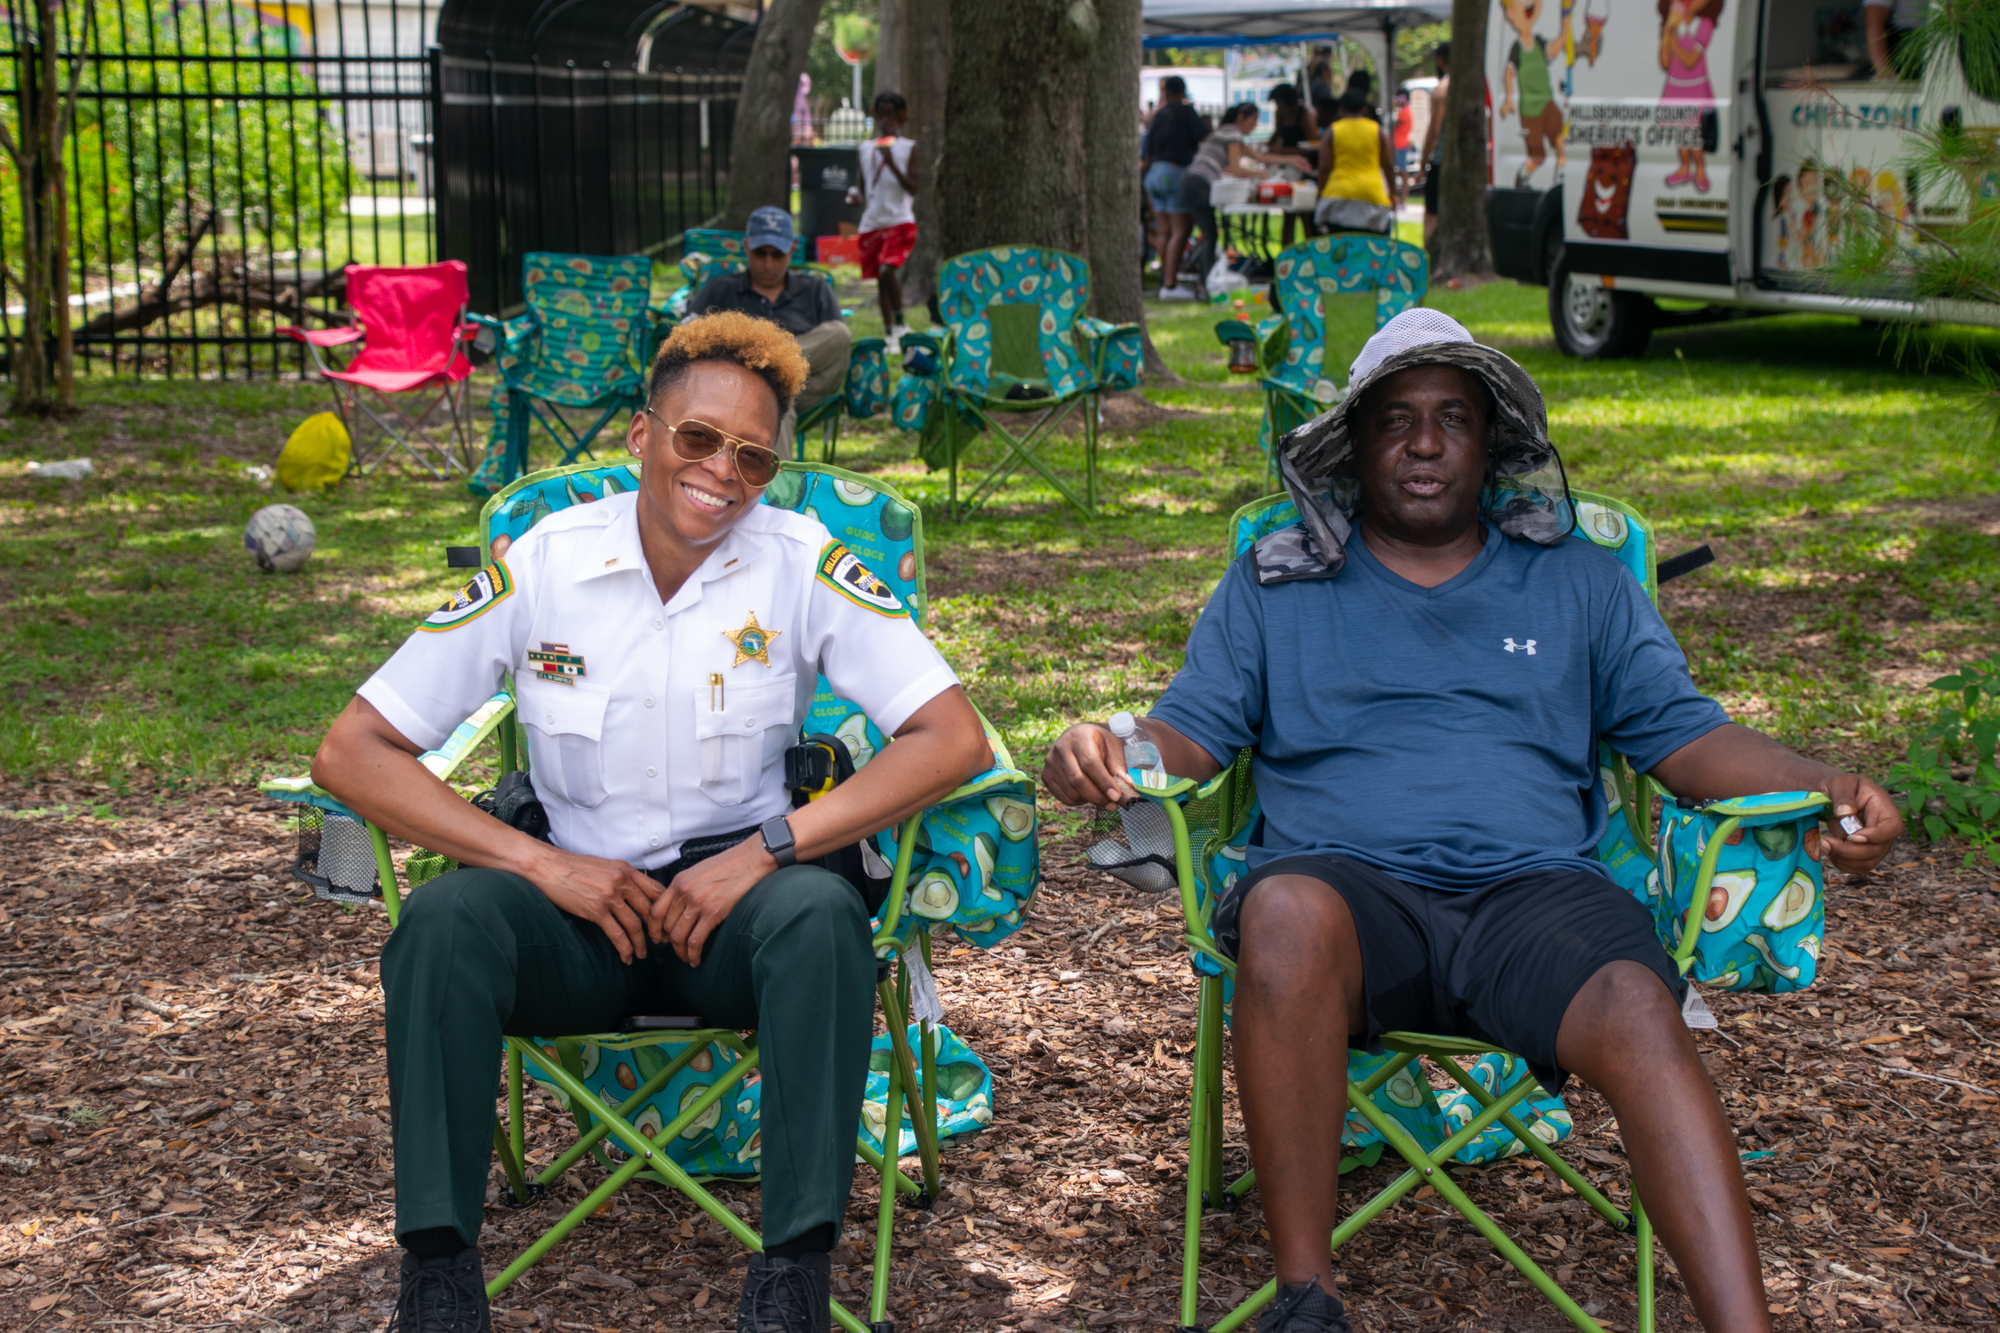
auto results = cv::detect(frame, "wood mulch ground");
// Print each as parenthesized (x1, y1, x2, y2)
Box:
(1, 776, 1997, 1332)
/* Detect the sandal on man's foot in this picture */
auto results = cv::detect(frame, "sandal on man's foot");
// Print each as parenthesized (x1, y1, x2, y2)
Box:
(1257, 1280, 1353, 1333)
(737, 1251, 830, 1333)
(387, 1248, 490, 1333)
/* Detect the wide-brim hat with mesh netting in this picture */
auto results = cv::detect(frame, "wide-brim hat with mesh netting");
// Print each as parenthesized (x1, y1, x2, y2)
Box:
(1251, 308, 1576, 585)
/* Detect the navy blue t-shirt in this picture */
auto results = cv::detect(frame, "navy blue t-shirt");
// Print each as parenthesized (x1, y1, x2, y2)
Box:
(1149, 523, 1729, 891)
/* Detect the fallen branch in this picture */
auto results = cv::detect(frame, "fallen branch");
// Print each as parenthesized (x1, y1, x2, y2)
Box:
(74, 263, 348, 340)
(1925, 1227, 1997, 1266)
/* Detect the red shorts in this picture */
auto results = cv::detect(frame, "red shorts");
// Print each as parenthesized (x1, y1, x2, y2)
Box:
(858, 222, 916, 279)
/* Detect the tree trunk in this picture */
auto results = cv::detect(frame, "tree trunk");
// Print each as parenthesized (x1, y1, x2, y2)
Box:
(900, 0, 948, 311)
(1432, 0, 1494, 281)
(1081, 0, 1175, 382)
(722, 0, 825, 230)
(875, 0, 904, 95)
(937, 0, 1092, 259)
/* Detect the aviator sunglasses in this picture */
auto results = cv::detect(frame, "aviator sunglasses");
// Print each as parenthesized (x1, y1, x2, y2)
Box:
(643, 408, 784, 487)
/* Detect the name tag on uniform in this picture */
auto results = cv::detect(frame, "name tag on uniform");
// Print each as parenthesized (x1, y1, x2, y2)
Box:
(527, 642, 586, 686)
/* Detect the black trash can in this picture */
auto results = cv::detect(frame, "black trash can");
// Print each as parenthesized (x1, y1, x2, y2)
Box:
(795, 145, 862, 257)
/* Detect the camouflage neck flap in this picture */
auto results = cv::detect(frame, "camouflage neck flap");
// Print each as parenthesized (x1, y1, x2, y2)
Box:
(1253, 340, 1576, 585)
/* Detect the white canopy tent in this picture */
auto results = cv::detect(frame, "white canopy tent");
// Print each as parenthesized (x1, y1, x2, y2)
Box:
(1141, 0, 1451, 125)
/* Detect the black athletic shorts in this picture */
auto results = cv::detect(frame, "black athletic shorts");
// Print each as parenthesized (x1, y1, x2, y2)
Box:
(1213, 855, 1683, 1090)
(1422, 158, 1440, 215)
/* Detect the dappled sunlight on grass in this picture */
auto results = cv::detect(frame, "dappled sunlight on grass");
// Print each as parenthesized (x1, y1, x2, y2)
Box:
(0, 281, 1992, 782)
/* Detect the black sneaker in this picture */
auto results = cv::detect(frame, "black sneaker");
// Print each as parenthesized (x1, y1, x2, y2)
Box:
(736, 1251, 830, 1333)
(387, 1248, 491, 1333)
(1258, 1280, 1352, 1333)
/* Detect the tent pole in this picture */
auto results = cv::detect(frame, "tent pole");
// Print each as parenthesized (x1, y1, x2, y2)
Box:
(1381, 15, 1397, 124)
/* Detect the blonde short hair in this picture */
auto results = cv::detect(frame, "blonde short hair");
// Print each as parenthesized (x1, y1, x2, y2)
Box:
(647, 309, 811, 414)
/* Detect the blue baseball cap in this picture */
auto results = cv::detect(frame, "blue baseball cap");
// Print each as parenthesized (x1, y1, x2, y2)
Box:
(745, 206, 796, 256)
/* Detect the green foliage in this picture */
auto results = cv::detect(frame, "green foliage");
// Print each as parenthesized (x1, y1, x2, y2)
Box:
(832, 12, 877, 63)
(1887, 658, 2000, 864)
(806, 0, 874, 117)
(0, 0, 352, 278)
(1396, 22, 1450, 84)
(1822, 0, 2000, 427)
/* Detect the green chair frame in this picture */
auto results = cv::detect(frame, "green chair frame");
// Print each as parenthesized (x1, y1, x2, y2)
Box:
(1127, 489, 1826, 1333)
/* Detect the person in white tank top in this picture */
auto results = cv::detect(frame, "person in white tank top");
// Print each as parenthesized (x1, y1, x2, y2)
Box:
(846, 91, 919, 351)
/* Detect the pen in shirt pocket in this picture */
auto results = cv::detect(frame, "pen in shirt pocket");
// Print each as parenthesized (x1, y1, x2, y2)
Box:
(709, 672, 724, 711)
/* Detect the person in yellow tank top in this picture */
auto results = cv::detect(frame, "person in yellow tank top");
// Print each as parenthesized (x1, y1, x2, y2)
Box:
(1314, 90, 1398, 234)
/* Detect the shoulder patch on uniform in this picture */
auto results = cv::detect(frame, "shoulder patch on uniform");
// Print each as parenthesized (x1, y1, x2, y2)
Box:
(815, 540, 907, 617)
(420, 560, 514, 632)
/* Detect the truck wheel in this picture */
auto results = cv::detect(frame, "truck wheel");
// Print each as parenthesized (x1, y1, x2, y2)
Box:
(1548, 251, 1655, 358)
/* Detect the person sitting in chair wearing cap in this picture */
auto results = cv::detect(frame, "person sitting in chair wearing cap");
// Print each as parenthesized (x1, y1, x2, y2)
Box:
(315, 312, 991, 1333)
(1043, 309, 1903, 1333)
(689, 206, 851, 460)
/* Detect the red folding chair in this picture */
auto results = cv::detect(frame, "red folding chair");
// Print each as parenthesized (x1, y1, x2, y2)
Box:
(283, 261, 481, 478)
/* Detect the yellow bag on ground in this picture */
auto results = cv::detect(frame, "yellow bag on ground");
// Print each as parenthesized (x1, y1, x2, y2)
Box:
(278, 412, 352, 492)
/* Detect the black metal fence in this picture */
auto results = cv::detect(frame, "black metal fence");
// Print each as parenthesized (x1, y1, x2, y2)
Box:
(0, 0, 441, 379)
(0, 0, 742, 378)
(436, 54, 738, 315)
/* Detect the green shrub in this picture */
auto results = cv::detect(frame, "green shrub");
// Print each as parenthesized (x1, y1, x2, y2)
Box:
(1886, 657, 2000, 865)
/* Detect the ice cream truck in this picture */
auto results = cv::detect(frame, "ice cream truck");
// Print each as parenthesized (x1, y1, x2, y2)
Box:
(1482, 0, 2000, 356)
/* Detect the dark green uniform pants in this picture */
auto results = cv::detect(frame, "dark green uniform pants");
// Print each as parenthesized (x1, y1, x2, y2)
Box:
(381, 864, 875, 1251)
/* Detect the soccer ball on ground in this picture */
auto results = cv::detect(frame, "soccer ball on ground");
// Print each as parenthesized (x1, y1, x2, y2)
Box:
(244, 503, 317, 573)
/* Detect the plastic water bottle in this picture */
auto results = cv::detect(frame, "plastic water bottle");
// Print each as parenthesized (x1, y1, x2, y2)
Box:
(1109, 712, 1168, 791)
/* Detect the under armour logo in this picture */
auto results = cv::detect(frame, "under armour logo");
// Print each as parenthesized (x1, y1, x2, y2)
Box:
(1503, 638, 1538, 655)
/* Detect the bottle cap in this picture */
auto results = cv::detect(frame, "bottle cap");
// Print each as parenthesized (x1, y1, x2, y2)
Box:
(1108, 711, 1136, 739)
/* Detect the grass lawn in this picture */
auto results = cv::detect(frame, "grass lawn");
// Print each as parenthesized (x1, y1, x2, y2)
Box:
(0, 278, 1994, 799)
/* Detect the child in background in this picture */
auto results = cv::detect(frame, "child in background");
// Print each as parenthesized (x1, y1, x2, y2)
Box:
(848, 91, 919, 353)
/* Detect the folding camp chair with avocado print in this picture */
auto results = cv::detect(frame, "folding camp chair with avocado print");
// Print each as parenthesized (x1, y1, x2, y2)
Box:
(887, 245, 1141, 518)
(665, 228, 893, 465)
(466, 253, 675, 496)
(261, 459, 1039, 1333)
(1094, 488, 1831, 1333)
(1211, 236, 1428, 486)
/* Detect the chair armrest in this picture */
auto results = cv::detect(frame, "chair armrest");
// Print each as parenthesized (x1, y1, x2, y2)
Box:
(282, 325, 363, 348)
(872, 759, 1039, 956)
(898, 331, 943, 376)
(469, 312, 538, 365)
(257, 774, 364, 819)
(415, 690, 516, 784)
(1074, 318, 1143, 391)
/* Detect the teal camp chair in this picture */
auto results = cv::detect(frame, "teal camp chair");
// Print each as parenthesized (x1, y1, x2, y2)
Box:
(466, 253, 674, 495)
(889, 246, 1142, 519)
(1097, 490, 1827, 1333)
(1212, 236, 1428, 484)
(262, 460, 1040, 1332)
(668, 228, 891, 465)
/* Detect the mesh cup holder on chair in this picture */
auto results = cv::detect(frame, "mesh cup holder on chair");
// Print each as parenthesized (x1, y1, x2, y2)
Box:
(292, 807, 382, 904)
(1085, 801, 1180, 894)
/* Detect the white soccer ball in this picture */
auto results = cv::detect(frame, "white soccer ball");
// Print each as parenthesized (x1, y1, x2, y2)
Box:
(244, 503, 317, 574)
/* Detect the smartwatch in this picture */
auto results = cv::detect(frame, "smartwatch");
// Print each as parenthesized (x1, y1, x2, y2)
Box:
(759, 815, 798, 868)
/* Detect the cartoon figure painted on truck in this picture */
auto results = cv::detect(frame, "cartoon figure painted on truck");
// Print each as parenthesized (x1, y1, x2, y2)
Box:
(1771, 175, 1793, 266)
(1795, 161, 1824, 268)
(1658, 0, 1722, 193)
(1578, 143, 1636, 238)
(1499, 0, 1573, 188)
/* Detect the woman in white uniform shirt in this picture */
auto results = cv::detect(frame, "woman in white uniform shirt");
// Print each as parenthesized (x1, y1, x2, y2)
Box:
(312, 312, 991, 1333)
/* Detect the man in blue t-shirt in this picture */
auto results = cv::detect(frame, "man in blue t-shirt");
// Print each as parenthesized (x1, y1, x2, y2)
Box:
(1043, 310, 1902, 1333)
